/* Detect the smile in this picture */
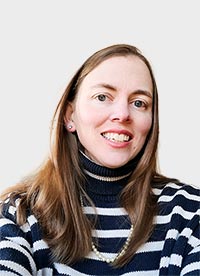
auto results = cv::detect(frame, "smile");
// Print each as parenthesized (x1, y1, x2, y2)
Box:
(101, 132, 131, 142)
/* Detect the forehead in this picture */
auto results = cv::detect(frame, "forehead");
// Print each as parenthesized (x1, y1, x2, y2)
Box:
(80, 56, 153, 91)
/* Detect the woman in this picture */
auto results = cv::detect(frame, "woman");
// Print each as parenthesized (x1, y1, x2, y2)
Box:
(0, 44, 199, 276)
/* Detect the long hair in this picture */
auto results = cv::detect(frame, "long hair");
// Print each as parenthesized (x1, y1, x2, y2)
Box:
(0, 44, 178, 267)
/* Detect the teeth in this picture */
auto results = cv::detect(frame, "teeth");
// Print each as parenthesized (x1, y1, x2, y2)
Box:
(102, 132, 130, 142)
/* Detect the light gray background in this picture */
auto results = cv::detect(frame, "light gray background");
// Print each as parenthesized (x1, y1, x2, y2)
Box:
(0, 0, 199, 192)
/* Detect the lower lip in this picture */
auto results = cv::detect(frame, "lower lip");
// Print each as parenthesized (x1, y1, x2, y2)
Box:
(102, 136, 131, 148)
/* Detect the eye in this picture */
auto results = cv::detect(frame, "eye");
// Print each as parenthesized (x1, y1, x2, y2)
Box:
(96, 94, 107, 101)
(133, 100, 146, 108)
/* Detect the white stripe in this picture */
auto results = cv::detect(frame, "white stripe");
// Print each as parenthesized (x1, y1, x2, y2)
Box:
(155, 206, 199, 225)
(155, 213, 172, 224)
(152, 188, 163, 195)
(165, 229, 179, 240)
(83, 206, 128, 216)
(0, 261, 33, 276)
(188, 235, 200, 248)
(37, 268, 53, 276)
(5, 237, 32, 252)
(165, 183, 184, 190)
(0, 240, 36, 274)
(169, 254, 183, 267)
(0, 218, 15, 227)
(160, 256, 170, 268)
(0, 272, 20, 276)
(20, 222, 31, 233)
(189, 246, 200, 255)
(122, 270, 159, 276)
(180, 261, 200, 276)
(92, 229, 130, 238)
(137, 241, 164, 253)
(27, 215, 38, 227)
(165, 228, 197, 242)
(181, 227, 193, 239)
(54, 262, 159, 276)
(84, 169, 131, 182)
(8, 206, 16, 216)
(158, 189, 200, 203)
(86, 241, 164, 261)
(152, 182, 184, 196)
(160, 254, 183, 268)
(54, 263, 89, 276)
(33, 239, 49, 252)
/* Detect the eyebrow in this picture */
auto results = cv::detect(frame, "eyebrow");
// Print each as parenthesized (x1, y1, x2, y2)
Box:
(91, 83, 153, 98)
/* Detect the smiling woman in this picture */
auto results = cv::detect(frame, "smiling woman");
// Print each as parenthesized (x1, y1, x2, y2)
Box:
(0, 44, 200, 276)
(65, 56, 153, 168)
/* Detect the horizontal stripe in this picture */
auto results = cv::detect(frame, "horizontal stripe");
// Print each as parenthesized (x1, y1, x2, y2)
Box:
(37, 268, 53, 275)
(188, 235, 200, 248)
(8, 206, 16, 216)
(165, 229, 179, 240)
(165, 183, 183, 190)
(4, 237, 31, 252)
(0, 272, 20, 276)
(83, 206, 128, 216)
(0, 260, 32, 276)
(84, 169, 131, 182)
(160, 254, 183, 268)
(27, 215, 38, 227)
(122, 270, 159, 276)
(0, 240, 36, 273)
(0, 218, 15, 228)
(137, 241, 164, 253)
(33, 240, 49, 252)
(180, 261, 200, 276)
(158, 189, 200, 203)
(169, 254, 183, 267)
(54, 263, 90, 276)
(20, 222, 30, 233)
(92, 229, 131, 238)
(189, 246, 200, 255)
(155, 206, 199, 224)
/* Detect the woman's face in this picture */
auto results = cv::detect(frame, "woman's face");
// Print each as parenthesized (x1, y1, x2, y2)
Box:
(66, 56, 153, 168)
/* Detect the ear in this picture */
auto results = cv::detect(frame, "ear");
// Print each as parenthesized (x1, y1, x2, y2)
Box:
(64, 102, 76, 132)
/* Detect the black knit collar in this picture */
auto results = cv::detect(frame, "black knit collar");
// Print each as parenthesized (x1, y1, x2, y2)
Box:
(79, 151, 139, 196)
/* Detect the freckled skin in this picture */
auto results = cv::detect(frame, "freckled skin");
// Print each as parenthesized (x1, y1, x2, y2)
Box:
(66, 56, 153, 168)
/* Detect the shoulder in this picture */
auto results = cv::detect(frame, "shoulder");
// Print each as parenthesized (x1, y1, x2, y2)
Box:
(0, 195, 41, 238)
(153, 182, 200, 222)
(153, 182, 200, 204)
(0, 196, 52, 274)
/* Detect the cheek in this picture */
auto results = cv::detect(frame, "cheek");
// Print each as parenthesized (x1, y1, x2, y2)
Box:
(73, 107, 102, 130)
(135, 114, 152, 136)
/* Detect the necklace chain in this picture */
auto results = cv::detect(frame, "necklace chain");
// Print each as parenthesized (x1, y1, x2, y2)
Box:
(80, 195, 134, 264)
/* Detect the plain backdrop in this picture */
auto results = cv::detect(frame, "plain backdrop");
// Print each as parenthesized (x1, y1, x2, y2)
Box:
(0, 0, 199, 192)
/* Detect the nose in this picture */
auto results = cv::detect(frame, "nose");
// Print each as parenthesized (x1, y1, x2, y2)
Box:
(110, 100, 131, 123)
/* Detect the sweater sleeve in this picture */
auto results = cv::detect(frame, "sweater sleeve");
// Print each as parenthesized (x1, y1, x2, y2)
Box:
(180, 214, 200, 276)
(0, 200, 37, 276)
(158, 183, 200, 276)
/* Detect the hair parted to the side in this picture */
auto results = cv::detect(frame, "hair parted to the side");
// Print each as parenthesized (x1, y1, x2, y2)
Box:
(0, 44, 179, 267)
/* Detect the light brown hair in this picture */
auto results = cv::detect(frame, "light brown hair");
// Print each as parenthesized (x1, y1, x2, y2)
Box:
(0, 44, 178, 267)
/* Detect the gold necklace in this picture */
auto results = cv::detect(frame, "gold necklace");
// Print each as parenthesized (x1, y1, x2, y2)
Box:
(80, 195, 134, 264)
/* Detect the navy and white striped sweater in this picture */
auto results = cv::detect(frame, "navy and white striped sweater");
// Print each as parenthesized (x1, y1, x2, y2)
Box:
(0, 154, 200, 275)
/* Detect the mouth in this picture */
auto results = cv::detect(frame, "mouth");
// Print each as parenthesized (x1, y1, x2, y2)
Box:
(101, 132, 132, 143)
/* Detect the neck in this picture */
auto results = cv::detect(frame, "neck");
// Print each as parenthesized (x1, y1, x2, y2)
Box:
(79, 151, 139, 199)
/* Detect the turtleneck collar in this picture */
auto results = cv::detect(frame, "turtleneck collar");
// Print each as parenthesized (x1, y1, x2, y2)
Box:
(79, 151, 139, 197)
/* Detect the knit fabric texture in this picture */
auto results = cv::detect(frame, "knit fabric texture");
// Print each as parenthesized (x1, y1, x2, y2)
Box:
(0, 153, 200, 275)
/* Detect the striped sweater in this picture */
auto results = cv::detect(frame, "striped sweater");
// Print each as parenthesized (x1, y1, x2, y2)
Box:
(0, 154, 200, 275)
